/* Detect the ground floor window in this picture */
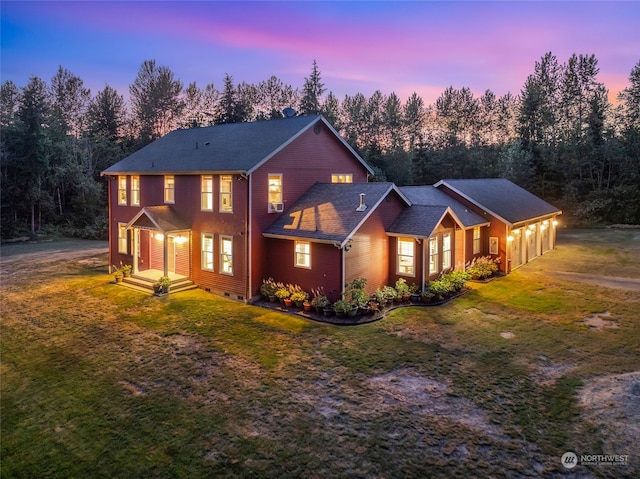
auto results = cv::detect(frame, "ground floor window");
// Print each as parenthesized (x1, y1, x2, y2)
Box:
(295, 241, 311, 268)
(429, 236, 439, 274)
(473, 227, 481, 254)
(220, 236, 233, 274)
(397, 238, 415, 275)
(443, 233, 451, 270)
(118, 223, 128, 254)
(202, 233, 214, 271)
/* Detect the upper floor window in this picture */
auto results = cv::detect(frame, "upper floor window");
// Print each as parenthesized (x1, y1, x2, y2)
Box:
(331, 174, 353, 183)
(295, 241, 311, 268)
(131, 176, 140, 206)
(268, 174, 283, 212)
(429, 236, 439, 274)
(118, 176, 127, 205)
(201, 175, 213, 211)
(164, 176, 175, 203)
(118, 223, 128, 253)
(220, 175, 232, 213)
(473, 227, 481, 254)
(443, 233, 451, 270)
(397, 238, 415, 275)
(202, 233, 214, 271)
(220, 236, 233, 275)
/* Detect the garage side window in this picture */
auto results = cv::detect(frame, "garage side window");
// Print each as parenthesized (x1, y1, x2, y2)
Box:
(295, 241, 311, 268)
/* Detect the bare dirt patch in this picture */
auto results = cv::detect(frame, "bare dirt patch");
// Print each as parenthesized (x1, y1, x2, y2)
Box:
(578, 372, 640, 457)
(579, 311, 619, 330)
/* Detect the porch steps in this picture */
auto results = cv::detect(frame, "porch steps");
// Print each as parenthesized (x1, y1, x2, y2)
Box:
(122, 275, 198, 295)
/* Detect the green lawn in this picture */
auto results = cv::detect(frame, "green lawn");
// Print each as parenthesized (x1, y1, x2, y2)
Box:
(2, 229, 639, 478)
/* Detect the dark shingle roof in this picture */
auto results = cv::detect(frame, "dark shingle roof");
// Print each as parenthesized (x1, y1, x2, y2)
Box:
(435, 179, 561, 225)
(263, 182, 407, 245)
(103, 115, 373, 175)
(400, 186, 488, 228)
(387, 205, 452, 238)
(126, 206, 190, 233)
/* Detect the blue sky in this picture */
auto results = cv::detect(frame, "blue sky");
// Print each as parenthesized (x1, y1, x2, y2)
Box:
(2, 1, 638, 105)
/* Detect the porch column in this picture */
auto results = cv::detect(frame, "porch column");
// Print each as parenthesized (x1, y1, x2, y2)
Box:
(163, 234, 169, 277)
(132, 228, 139, 274)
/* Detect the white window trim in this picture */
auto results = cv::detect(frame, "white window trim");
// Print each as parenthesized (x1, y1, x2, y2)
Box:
(201, 233, 214, 271)
(295, 240, 311, 269)
(443, 233, 452, 270)
(397, 237, 415, 276)
(118, 223, 128, 254)
(219, 175, 233, 213)
(118, 176, 127, 206)
(429, 236, 439, 275)
(164, 175, 175, 204)
(201, 175, 213, 211)
(131, 176, 140, 206)
(473, 227, 481, 254)
(220, 235, 233, 275)
(268, 173, 283, 213)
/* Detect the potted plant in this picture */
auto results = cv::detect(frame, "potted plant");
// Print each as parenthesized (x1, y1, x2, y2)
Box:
(311, 294, 330, 313)
(275, 286, 290, 304)
(121, 264, 132, 278)
(395, 278, 411, 302)
(421, 290, 435, 303)
(153, 281, 162, 294)
(260, 278, 278, 301)
(159, 276, 172, 294)
(290, 290, 308, 308)
(112, 265, 124, 283)
(303, 300, 312, 312)
(333, 299, 352, 317)
(381, 285, 397, 306)
(409, 283, 420, 302)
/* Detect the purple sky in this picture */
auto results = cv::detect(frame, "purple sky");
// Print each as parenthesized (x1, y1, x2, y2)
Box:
(2, 1, 638, 106)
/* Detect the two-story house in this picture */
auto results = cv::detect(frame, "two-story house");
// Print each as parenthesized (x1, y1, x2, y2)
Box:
(102, 114, 561, 302)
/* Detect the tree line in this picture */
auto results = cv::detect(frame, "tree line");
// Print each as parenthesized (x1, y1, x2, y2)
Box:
(1, 55, 639, 239)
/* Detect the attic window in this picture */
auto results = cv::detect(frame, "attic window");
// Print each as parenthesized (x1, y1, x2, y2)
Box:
(331, 174, 352, 183)
(314, 123, 322, 135)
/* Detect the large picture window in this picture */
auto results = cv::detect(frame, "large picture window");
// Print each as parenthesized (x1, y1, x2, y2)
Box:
(220, 236, 233, 274)
(118, 176, 127, 205)
(164, 176, 175, 203)
(295, 241, 311, 268)
(202, 233, 214, 271)
(220, 175, 232, 212)
(131, 176, 140, 206)
(397, 238, 414, 275)
(201, 175, 213, 211)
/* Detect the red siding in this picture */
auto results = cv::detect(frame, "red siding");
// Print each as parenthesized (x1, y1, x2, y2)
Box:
(265, 238, 342, 300)
(250, 125, 371, 299)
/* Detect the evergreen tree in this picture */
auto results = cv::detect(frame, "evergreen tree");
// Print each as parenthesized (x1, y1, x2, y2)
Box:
(299, 60, 325, 115)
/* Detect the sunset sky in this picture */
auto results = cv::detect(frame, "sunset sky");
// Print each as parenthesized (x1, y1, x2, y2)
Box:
(2, 1, 638, 105)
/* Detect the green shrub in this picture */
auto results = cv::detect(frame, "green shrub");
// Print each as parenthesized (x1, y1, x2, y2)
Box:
(466, 256, 499, 279)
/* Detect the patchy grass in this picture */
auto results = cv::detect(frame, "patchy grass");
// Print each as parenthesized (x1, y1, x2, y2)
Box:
(1, 231, 639, 478)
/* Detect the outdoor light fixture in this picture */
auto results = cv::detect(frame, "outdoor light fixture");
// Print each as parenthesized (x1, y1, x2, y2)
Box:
(553, 220, 558, 227)
(175, 235, 188, 245)
(507, 235, 514, 242)
(155, 233, 165, 241)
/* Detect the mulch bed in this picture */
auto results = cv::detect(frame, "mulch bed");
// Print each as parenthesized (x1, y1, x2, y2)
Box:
(255, 287, 471, 326)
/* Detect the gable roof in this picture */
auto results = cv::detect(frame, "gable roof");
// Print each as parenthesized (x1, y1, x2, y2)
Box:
(102, 115, 374, 176)
(400, 185, 489, 228)
(263, 182, 410, 247)
(126, 206, 190, 233)
(387, 205, 463, 238)
(434, 178, 562, 226)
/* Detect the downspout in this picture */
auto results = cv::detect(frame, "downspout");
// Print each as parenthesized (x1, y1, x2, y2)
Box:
(246, 174, 252, 302)
(421, 240, 426, 292)
(108, 176, 113, 273)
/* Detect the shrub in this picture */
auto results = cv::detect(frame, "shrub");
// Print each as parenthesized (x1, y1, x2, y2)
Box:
(466, 256, 499, 279)
(260, 278, 278, 297)
(448, 270, 471, 290)
(395, 278, 410, 297)
(333, 299, 353, 313)
(343, 278, 369, 308)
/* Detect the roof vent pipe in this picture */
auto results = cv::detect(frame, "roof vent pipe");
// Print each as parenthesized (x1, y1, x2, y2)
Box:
(356, 193, 367, 212)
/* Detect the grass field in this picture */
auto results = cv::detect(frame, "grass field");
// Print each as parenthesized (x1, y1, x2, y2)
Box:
(1, 230, 639, 478)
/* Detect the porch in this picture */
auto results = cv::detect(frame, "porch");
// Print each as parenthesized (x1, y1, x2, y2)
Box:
(120, 268, 197, 295)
